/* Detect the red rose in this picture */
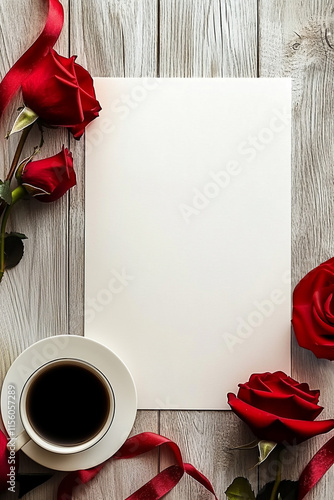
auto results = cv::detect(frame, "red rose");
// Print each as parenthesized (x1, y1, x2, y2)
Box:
(21, 49, 101, 139)
(227, 371, 334, 444)
(19, 147, 75, 202)
(292, 257, 334, 360)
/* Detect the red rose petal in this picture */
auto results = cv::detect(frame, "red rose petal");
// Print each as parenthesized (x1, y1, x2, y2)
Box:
(293, 257, 334, 360)
(228, 393, 334, 444)
(238, 388, 323, 420)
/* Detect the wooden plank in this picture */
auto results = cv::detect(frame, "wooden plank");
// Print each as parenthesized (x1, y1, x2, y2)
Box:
(0, 1, 70, 499)
(159, 0, 224, 77)
(69, 1, 159, 498)
(259, 2, 334, 498)
(159, 0, 257, 78)
(221, 0, 258, 77)
(159, 1, 259, 497)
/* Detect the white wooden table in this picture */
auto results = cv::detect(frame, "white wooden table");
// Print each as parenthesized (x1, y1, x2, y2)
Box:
(1, 1, 334, 499)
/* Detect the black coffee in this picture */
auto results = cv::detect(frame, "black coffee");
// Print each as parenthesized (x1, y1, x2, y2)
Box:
(26, 362, 111, 446)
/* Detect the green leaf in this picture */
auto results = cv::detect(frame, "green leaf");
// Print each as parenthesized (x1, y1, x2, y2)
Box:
(255, 441, 278, 467)
(225, 477, 256, 500)
(0, 180, 12, 205)
(4, 233, 25, 269)
(7, 232, 27, 240)
(278, 482, 299, 500)
(6, 106, 38, 138)
(257, 480, 299, 500)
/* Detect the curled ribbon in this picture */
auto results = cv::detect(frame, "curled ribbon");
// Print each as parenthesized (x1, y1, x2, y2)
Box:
(0, 0, 64, 119)
(57, 432, 219, 500)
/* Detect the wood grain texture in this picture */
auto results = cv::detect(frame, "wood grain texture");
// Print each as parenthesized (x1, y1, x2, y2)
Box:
(159, 0, 224, 77)
(220, 0, 258, 77)
(69, 0, 158, 78)
(259, 2, 334, 498)
(0, 1, 333, 499)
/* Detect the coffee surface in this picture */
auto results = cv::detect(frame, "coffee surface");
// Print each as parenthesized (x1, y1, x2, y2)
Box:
(26, 362, 111, 446)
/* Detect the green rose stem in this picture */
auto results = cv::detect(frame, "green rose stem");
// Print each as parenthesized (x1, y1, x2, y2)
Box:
(6, 124, 34, 182)
(0, 124, 34, 219)
(0, 185, 27, 282)
(269, 449, 283, 500)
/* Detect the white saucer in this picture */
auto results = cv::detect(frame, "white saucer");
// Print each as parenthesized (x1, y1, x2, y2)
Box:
(0, 335, 137, 471)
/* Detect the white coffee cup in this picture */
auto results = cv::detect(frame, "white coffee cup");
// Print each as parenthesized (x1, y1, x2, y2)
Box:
(13, 358, 114, 454)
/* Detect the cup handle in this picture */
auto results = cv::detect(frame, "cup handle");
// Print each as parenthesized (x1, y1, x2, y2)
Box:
(8, 430, 31, 452)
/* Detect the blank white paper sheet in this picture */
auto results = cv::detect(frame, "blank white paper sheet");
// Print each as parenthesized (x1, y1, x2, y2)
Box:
(85, 78, 291, 410)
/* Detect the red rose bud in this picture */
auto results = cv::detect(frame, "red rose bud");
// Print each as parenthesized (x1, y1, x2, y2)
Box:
(21, 49, 101, 139)
(292, 257, 334, 360)
(20, 147, 76, 202)
(228, 371, 334, 445)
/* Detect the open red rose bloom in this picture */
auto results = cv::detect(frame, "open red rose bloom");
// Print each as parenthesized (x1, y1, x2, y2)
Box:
(228, 371, 334, 444)
(292, 257, 334, 360)
(21, 48, 101, 139)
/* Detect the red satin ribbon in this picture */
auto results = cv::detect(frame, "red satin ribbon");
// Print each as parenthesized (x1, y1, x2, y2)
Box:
(0, 0, 64, 119)
(298, 435, 334, 499)
(57, 432, 219, 500)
